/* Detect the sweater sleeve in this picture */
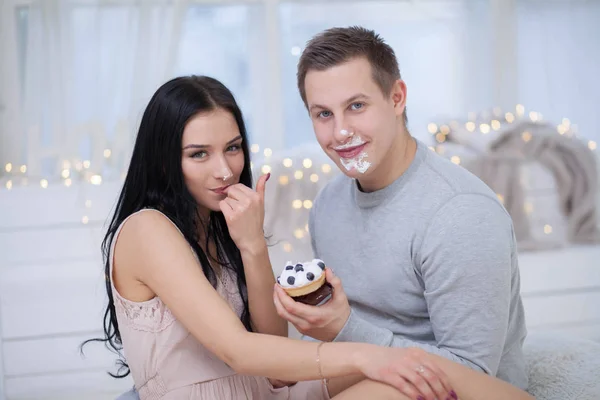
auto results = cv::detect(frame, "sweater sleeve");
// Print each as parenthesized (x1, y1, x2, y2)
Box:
(334, 193, 515, 375)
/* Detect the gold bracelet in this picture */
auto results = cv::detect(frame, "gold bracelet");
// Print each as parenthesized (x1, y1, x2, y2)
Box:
(316, 342, 328, 388)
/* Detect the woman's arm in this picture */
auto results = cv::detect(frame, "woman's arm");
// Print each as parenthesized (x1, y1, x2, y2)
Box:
(116, 211, 454, 400)
(239, 241, 288, 337)
(118, 211, 358, 380)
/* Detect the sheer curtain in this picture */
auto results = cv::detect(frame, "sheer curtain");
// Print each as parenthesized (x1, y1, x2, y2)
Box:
(1, 0, 598, 185)
(517, 0, 600, 146)
(13, 0, 189, 181)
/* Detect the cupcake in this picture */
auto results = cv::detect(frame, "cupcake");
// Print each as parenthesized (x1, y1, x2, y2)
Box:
(277, 259, 333, 306)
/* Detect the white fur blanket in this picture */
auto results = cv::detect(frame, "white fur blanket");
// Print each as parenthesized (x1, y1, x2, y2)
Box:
(524, 333, 600, 399)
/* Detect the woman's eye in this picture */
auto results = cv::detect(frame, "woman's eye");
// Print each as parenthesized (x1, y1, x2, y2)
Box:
(192, 151, 208, 159)
(227, 144, 242, 152)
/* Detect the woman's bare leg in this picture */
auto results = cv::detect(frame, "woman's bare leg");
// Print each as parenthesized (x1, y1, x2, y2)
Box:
(331, 379, 412, 400)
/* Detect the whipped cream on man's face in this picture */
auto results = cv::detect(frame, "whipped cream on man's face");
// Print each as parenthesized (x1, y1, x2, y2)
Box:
(278, 259, 326, 288)
(333, 134, 372, 174)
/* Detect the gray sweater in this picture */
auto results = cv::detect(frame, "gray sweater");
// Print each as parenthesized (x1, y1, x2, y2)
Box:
(308, 139, 528, 390)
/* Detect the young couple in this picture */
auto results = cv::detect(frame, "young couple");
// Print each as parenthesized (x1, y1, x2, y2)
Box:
(92, 26, 532, 400)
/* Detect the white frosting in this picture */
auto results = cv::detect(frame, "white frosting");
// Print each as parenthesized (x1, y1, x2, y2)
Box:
(333, 135, 364, 150)
(340, 129, 352, 136)
(341, 151, 371, 174)
(333, 135, 372, 174)
(278, 259, 326, 289)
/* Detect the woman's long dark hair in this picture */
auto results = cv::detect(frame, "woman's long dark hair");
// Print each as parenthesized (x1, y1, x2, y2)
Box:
(82, 76, 254, 378)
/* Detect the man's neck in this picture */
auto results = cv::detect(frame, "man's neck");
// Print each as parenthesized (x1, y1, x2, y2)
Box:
(357, 128, 416, 193)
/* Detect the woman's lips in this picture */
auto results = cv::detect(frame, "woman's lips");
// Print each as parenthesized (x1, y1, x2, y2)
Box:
(211, 185, 231, 195)
(335, 143, 367, 159)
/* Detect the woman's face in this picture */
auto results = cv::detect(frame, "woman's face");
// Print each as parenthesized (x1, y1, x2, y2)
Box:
(181, 108, 245, 213)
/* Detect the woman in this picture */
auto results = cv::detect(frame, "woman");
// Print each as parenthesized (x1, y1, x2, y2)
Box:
(85, 75, 531, 400)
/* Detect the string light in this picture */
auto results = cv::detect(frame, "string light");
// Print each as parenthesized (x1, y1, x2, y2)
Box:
(309, 173, 319, 183)
(64, 178, 72, 187)
(544, 224, 553, 234)
(465, 122, 475, 132)
(491, 120, 501, 131)
(90, 175, 102, 185)
(61, 169, 70, 179)
(261, 165, 271, 174)
(450, 156, 461, 165)
(516, 104, 525, 116)
(521, 131, 532, 142)
(427, 123, 438, 134)
(283, 158, 293, 168)
(103, 149, 112, 158)
(292, 200, 302, 209)
(557, 124, 568, 135)
(435, 133, 446, 143)
(589, 141, 597, 150)
(479, 124, 491, 134)
(250, 144, 260, 153)
(5, 163, 12, 173)
(5, 180, 12, 190)
(19, 165, 27, 173)
(278, 175, 289, 185)
(83, 160, 91, 169)
(303, 200, 313, 209)
(505, 112, 515, 123)
(82, 216, 89, 224)
(263, 148, 272, 157)
(294, 229, 305, 239)
(283, 242, 293, 252)
(440, 125, 450, 135)
(40, 179, 48, 188)
(294, 170, 303, 180)
(303, 158, 313, 169)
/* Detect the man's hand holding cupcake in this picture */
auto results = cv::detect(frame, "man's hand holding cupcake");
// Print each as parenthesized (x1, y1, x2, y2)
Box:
(273, 260, 351, 342)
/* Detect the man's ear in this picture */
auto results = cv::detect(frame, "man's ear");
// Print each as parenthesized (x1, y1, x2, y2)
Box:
(391, 79, 407, 116)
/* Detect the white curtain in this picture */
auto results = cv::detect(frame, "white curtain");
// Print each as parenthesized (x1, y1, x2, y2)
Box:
(516, 0, 600, 147)
(17, 0, 188, 180)
(1, 0, 598, 185)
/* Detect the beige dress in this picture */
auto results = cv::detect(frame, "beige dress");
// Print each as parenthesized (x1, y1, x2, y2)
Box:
(110, 209, 330, 399)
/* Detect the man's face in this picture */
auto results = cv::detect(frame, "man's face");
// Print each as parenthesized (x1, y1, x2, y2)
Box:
(304, 57, 406, 180)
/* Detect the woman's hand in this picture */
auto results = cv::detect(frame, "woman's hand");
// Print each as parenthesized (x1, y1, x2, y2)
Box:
(359, 347, 456, 400)
(219, 173, 270, 254)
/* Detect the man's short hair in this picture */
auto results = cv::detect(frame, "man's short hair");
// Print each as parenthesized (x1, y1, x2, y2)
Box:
(297, 26, 406, 123)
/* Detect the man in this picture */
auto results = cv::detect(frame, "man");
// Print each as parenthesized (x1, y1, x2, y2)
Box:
(274, 26, 528, 390)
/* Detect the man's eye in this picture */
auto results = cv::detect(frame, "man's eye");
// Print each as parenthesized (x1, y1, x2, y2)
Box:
(317, 110, 332, 118)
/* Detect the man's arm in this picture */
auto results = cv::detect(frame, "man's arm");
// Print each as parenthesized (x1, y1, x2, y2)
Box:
(333, 193, 515, 375)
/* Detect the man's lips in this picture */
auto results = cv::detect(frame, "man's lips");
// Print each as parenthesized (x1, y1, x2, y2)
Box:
(211, 185, 231, 195)
(335, 143, 367, 159)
